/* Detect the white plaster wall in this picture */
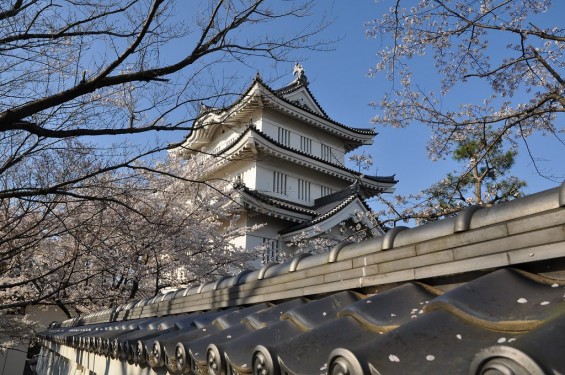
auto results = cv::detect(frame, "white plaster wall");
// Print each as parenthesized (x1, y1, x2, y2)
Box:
(247, 215, 288, 239)
(211, 159, 256, 187)
(248, 108, 264, 132)
(37, 343, 165, 375)
(231, 212, 250, 250)
(255, 161, 351, 203)
(228, 213, 291, 260)
(239, 162, 257, 190)
(261, 109, 346, 164)
(254, 164, 273, 193)
(246, 215, 296, 260)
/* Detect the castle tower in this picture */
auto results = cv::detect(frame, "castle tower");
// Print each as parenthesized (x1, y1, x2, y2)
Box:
(173, 65, 397, 264)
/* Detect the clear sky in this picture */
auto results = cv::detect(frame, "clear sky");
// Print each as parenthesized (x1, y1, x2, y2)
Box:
(263, 0, 564, 204)
(164, 0, 563, 205)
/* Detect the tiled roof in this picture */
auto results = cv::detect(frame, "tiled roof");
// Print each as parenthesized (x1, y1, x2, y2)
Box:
(238, 183, 376, 236)
(38, 269, 565, 375)
(178, 75, 377, 147)
(237, 187, 318, 216)
(279, 194, 363, 235)
(257, 74, 376, 136)
(311, 181, 373, 215)
(218, 125, 397, 189)
(36, 183, 565, 374)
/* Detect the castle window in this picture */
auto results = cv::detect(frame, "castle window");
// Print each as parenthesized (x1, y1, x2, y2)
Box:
(262, 238, 279, 263)
(300, 136, 312, 154)
(298, 179, 311, 201)
(321, 144, 332, 162)
(278, 127, 291, 147)
(272, 171, 287, 195)
(321, 186, 334, 197)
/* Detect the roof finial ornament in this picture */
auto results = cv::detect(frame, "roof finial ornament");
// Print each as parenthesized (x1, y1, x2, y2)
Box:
(199, 101, 210, 114)
(292, 63, 308, 85)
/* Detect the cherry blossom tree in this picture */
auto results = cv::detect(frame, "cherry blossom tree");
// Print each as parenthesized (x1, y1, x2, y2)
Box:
(367, 0, 562, 224)
(0, 0, 326, 349)
(1, 155, 260, 349)
(348, 151, 374, 172)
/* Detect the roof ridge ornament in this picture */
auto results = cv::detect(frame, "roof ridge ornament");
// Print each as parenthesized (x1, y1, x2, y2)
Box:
(292, 63, 308, 85)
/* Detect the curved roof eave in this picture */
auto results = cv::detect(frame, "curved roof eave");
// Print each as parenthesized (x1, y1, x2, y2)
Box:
(280, 196, 372, 239)
(235, 189, 314, 223)
(176, 76, 377, 152)
(257, 85, 376, 142)
(181, 125, 397, 194)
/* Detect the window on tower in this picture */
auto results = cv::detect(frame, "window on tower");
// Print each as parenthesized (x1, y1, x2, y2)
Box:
(272, 171, 287, 195)
(298, 179, 311, 201)
(321, 144, 332, 162)
(262, 238, 279, 263)
(277, 127, 291, 147)
(321, 186, 334, 197)
(300, 135, 312, 154)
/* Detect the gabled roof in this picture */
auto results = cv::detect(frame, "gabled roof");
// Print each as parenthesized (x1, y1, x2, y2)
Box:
(37, 183, 565, 375)
(272, 70, 329, 118)
(199, 125, 396, 194)
(236, 184, 382, 239)
(280, 195, 379, 240)
(234, 187, 315, 223)
(279, 183, 384, 239)
(175, 72, 377, 154)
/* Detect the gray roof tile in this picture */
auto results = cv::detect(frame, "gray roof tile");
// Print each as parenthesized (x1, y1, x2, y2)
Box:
(329, 310, 525, 375)
(38, 267, 565, 374)
(339, 283, 442, 331)
(425, 268, 565, 330)
(36, 183, 565, 375)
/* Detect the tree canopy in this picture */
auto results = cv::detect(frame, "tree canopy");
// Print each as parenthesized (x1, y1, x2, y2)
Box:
(367, 0, 563, 224)
(0, 0, 325, 349)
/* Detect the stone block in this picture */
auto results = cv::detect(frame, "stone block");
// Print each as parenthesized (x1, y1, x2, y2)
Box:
(415, 253, 509, 279)
(416, 224, 508, 255)
(453, 226, 565, 260)
(507, 242, 565, 264)
(358, 269, 416, 287)
(379, 250, 454, 274)
(507, 210, 565, 235)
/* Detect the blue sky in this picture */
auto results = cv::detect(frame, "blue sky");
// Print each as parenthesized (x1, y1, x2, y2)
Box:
(264, 0, 564, 201)
(159, 0, 563, 202)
